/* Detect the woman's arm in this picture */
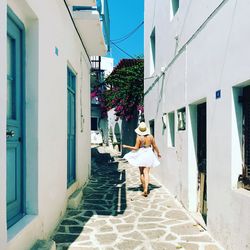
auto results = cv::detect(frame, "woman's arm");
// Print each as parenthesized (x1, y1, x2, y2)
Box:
(152, 137, 161, 158)
(123, 137, 140, 150)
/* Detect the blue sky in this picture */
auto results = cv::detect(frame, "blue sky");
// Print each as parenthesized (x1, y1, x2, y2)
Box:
(108, 0, 144, 65)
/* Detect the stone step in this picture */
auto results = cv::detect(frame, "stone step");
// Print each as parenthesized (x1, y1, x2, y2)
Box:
(67, 188, 83, 209)
(30, 240, 56, 250)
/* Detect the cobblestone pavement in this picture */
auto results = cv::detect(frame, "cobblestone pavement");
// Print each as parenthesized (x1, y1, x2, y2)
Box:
(52, 147, 223, 250)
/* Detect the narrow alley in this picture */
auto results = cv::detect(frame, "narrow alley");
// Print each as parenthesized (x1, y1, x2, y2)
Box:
(52, 147, 222, 250)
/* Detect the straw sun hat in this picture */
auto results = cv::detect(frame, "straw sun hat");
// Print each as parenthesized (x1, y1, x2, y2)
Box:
(135, 122, 150, 136)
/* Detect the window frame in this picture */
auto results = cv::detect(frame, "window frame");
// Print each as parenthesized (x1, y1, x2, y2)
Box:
(170, 0, 179, 20)
(168, 112, 175, 147)
(150, 28, 156, 75)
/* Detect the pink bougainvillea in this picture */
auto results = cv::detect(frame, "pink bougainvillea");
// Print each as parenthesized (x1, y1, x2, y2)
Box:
(91, 59, 144, 120)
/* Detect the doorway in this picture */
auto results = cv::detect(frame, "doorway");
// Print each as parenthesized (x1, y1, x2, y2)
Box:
(67, 67, 76, 187)
(6, 12, 25, 228)
(197, 102, 207, 223)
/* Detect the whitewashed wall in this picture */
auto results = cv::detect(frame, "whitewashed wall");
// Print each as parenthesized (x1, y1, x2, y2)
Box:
(144, 0, 250, 249)
(1, 0, 92, 249)
(107, 109, 122, 147)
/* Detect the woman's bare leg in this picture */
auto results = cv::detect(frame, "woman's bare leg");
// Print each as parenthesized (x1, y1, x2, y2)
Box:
(143, 167, 150, 196)
(139, 167, 145, 190)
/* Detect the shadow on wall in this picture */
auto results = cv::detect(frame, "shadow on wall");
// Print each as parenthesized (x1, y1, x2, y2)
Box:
(51, 147, 126, 248)
(113, 122, 121, 151)
(121, 116, 139, 157)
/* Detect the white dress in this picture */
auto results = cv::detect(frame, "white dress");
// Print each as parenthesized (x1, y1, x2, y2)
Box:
(123, 136, 160, 168)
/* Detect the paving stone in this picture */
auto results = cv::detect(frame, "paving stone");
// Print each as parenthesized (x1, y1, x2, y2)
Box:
(61, 220, 79, 226)
(179, 242, 199, 250)
(122, 231, 145, 240)
(150, 242, 178, 250)
(108, 218, 123, 224)
(53, 234, 78, 243)
(142, 229, 167, 240)
(84, 211, 94, 217)
(57, 226, 66, 233)
(51, 147, 222, 250)
(30, 240, 55, 250)
(73, 235, 89, 241)
(115, 239, 142, 250)
(163, 219, 182, 226)
(56, 244, 70, 250)
(86, 219, 107, 228)
(99, 225, 114, 232)
(142, 210, 163, 217)
(138, 223, 166, 230)
(74, 216, 90, 223)
(138, 217, 165, 223)
(68, 247, 98, 250)
(67, 211, 83, 217)
(181, 235, 213, 242)
(116, 224, 134, 232)
(68, 226, 84, 234)
(161, 200, 180, 209)
(165, 210, 189, 220)
(95, 233, 117, 244)
(78, 226, 93, 234)
(205, 245, 222, 250)
(158, 205, 171, 211)
(165, 233, 177, 241)
(123, 215, 138, 223)
(171, 223, 202, 235)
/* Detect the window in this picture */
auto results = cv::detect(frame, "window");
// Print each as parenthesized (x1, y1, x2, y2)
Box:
(177, 107, 186, 131)
(170, 0, 179, 20)
(168, 112, 175, 147)
(149, 119, 155, 136)
(91, 117, 98, 131)
(150, 28, 155, 75)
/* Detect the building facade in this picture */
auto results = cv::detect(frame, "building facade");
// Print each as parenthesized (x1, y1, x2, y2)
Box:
(144, 0, 250, 249)
(91, 56, 114, 145)
(0, 0, 109, 249)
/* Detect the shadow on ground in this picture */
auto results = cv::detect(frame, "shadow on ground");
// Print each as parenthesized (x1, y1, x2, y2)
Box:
(127, 183, 161, 194)
(52, 147, 126, 249)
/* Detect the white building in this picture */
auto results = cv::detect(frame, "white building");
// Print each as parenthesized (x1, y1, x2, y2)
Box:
(91, 56, 114, 145)
(0, 0, 109, 249)
(144, 0, 250, 249)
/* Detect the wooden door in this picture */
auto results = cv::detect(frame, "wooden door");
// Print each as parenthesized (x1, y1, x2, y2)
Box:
(67, 68, 76, 186)
(6, 14, 24, 228)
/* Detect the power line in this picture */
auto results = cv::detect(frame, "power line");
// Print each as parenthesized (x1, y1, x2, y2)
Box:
(111, 41, 136, 59)
(63, 0, 91, 64)
(111, 21, 144, 44)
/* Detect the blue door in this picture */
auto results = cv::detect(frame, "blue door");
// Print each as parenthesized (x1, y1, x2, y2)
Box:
(6, 13, 24, 228)
(67, 68, 76, 186)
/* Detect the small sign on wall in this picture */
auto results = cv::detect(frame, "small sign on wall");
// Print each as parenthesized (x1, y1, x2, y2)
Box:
(216, 90, 221, 99)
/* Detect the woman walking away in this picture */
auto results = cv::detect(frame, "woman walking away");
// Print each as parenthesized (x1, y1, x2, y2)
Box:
(122, 122, 161, 197)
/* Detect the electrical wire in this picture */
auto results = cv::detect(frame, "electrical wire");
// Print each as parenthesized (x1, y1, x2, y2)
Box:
(111, 41, 136, 59)
(111, 21, 144, 44)
(63, 0, 91, 64)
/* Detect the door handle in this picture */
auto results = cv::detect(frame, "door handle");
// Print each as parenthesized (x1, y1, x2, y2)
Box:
(6, 130, 15, 138)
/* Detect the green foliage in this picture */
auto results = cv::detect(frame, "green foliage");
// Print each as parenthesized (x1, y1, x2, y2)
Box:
(100, 60, 144, 120)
